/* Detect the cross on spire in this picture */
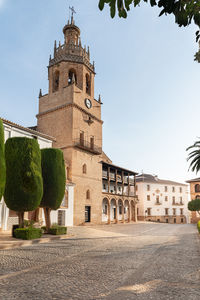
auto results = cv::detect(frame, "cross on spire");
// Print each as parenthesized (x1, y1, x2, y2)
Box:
(69, 6, 76, 19)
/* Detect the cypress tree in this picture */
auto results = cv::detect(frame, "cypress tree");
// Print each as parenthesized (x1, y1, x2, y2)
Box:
(0, 120, 6, 201)
(40, 148, 66, 231)
(4, 137, 43, 227)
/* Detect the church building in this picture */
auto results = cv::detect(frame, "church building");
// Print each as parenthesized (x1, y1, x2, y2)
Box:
(36, 15, 139, 226)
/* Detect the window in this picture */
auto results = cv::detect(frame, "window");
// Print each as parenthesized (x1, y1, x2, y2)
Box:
(180, 208, 183, 215)
(180, 187, 182, 193)
(80, 131, 84, 146)
(180, 197, 183, 204)
(68, 69, 77, 85)
(86, 73, 90, 94)
(118, 186, 121, 191)
(156, 196, 159, 204)
(165, 208, 169, 215)
(86, 190, 90, 200)
(119, 205, 122, 215)
(147, 185, 150, 191)
(83, 164, 87, 174)
(103, 184, 106, 190)
(172, 196, 175, 204)
(172, 186, 175, 192)
(90, 136, 94, 150)
(165, 186, 168, 192)
(174, 218, 176, 223)
(53, 70, 60, 92)
(165, 196, 168, 201)
(147, 208, 151, 216)
(173, 208, 176, 215)
(147, 195, 150, 201)
(181, 218, 184, 223)
(195, 184, 200, 193)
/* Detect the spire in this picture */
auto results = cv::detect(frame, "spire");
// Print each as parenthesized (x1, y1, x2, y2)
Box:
(39, 89, 42, 98)
(54, 40, 57, 56)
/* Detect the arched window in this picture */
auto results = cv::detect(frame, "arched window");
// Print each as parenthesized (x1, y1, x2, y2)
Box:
(86, 73, 90, 94)
(86, 190, 90, 200)
(83, 164, 87, 174)
(68, 69, 77, 85)
(196, 195, 200, 199)
(195, 184, 200, 193)
(53, 70, 60, 92)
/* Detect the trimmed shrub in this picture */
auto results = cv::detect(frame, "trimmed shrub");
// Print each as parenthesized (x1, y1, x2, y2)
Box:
(49, 226, 67, 235)
(14, 228, 42, 240)
(197, 221, 200, 233)
(4, 137, 43, 226)
(40, 148, 66, 231)
(0, 119, 6, 201)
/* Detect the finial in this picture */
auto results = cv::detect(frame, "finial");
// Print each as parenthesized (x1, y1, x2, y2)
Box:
(39, 89, 42, 98)
(88, 46, 90, 58)
(59, 41, 61, 47)
(69, 6, 76, 24)
(93, 61, 95, 69)
(49, 54, 52, 62)
(98, 94, 101, 103)
(79, 37, 82, 47)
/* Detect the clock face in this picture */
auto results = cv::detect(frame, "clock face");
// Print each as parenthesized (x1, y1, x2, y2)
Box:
(85, 98, 92, 109)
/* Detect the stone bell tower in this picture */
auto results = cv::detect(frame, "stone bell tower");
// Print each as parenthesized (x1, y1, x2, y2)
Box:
(37, 14, 103, 225)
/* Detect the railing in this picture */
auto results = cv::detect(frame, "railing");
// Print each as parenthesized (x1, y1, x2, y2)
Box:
(73, 139, 102, 155)
(172, 202, 184, 206)
(155, 202, 162, 205)
(102, 171, 107, 178)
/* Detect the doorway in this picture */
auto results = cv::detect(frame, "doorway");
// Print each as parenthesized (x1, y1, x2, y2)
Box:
(85, 206, 91, 223)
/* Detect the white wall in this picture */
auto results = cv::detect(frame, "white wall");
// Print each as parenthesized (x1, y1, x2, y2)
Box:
(136, 181, 189, 222)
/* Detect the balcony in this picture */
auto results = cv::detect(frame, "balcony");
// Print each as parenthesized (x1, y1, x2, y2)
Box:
(102, 171, 107, 179)
(73, 139, 102, 155)
(155, 201, 162, 205)
(172, 202, 184, 206)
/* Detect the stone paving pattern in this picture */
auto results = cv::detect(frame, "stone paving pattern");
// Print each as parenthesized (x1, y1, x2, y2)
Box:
(0, 223, 200, 299)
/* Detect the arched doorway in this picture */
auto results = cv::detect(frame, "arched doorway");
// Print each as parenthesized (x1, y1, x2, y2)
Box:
(110, 199, 117, 222)
(118, 199, 123, 222)
(102, 198, 109, 223)
(124, 200, 130, 222)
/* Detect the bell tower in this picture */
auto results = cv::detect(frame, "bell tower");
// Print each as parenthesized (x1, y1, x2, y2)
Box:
(37, 13, 103, 225)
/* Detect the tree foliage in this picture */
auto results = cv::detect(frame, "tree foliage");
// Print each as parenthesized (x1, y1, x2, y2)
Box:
(40, 148, 66, 231)
(98, 0, 200, 62)
(4, 137, 43, 226)
(187, 140, 200, 173)
(0, 120, 6, 201)
(188, 198, 200, 213)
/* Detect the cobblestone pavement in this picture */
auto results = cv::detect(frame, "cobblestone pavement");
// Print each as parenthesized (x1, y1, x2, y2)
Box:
(0, 223, 200, 300)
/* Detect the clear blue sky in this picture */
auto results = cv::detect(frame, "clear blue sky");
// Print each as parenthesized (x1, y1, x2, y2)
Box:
(0, 0, 199, 183)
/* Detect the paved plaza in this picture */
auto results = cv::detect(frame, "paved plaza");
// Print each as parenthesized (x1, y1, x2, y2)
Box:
(0, 223, 200, 299)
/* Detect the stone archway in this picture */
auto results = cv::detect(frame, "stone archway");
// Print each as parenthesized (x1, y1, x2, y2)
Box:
(102, 198, 109, 223)
(110, 198, 117, 222)
(124, 200, 130, 222)
(118, 199, 123, 222)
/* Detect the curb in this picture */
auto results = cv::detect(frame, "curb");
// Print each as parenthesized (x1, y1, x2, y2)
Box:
(0, 234, 72, 251)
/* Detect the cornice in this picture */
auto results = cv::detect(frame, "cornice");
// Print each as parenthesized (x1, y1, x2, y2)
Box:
(36, 103, 103, 124)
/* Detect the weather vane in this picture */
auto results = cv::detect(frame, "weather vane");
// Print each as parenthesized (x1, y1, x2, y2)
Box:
(69, 6, 76, 19)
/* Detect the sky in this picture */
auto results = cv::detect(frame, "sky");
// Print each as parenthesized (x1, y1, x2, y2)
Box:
(0, 0, 200, 183)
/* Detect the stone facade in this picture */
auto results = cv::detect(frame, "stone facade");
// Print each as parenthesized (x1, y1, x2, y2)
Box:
(37, 17, 138, 226)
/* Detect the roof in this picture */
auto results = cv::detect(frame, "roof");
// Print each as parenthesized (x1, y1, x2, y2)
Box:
(136, 173, 187, 186)
(186, 177, 200, 183)
(1, 118, 56, 141)
(101, 151, 112, 164)
(101, 161, 138, 175)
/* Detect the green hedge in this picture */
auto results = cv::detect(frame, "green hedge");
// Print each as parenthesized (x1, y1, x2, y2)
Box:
(14, 228, 42, 240)
(4, 137, 43, 212)
(197, 221, 200, 233)
(0, 120, 6, 201)
(40, 148, 66, 210)
(49, 226, 67, 235)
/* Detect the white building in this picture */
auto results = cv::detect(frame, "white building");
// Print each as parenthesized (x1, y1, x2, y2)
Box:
(0, 118, 74, 231)
(136, 173, 189, 224)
